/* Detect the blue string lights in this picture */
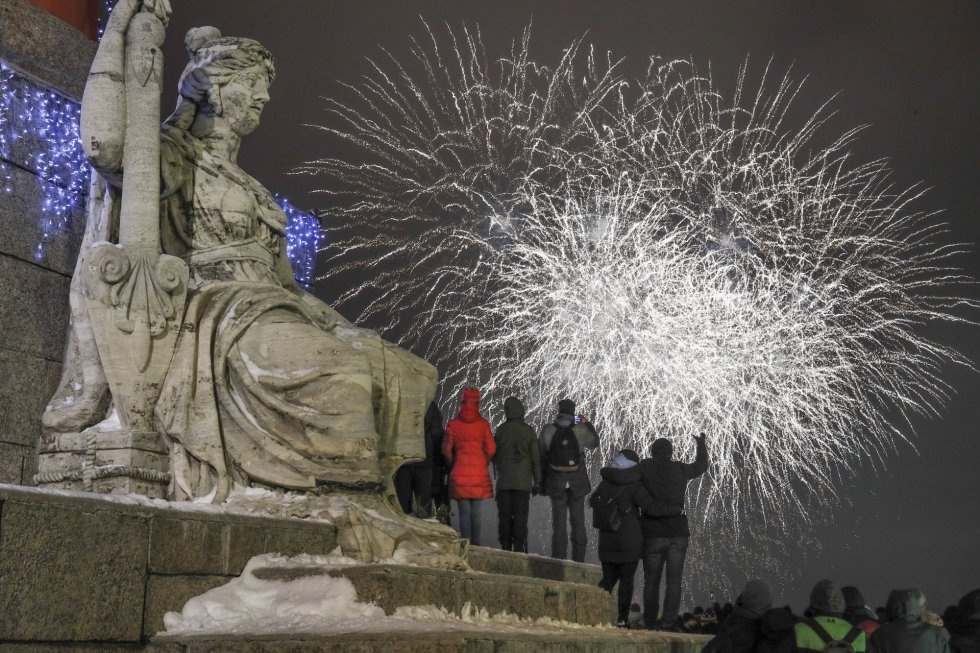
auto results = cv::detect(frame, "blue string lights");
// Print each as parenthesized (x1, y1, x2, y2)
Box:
(1, 59, 323, 282)
(0, 62, 88, 261)
(279, 196, 324, 288)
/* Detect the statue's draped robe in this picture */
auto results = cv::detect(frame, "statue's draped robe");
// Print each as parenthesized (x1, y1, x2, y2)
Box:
(45, 128, 436, 502)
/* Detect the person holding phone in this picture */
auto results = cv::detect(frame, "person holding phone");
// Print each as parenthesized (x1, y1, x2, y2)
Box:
(537, 398, 600, 562)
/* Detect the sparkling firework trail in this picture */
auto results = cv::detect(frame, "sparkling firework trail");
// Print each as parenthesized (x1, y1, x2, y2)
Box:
(300, 23, 975, 589)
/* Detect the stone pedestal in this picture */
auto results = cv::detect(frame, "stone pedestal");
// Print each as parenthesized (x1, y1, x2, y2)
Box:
(36, 428, 171, 497)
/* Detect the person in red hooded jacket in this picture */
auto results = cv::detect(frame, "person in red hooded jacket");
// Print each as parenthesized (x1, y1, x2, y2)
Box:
(442, 387, 496, 545)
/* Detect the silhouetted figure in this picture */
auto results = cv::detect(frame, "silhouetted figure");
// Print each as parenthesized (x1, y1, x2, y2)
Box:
(872, 589, 951, 653)
(843, 586, 880, 636)
(948, 589, 980, 653)
(428, 403, 451, 525)
(638, 433, 709, 629)
(492, 396, 541, 552)
(394, 401, 443, 518)
(538, 398, 599, 562)
(757, 606, 799, 653)
(703, 579, 774, 653)
(590, 448, 677, 628)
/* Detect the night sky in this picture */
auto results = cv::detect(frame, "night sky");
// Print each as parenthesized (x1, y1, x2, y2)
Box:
(156, 1, 979, 612)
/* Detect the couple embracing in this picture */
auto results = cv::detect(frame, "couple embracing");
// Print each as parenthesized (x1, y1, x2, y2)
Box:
(591, 433, 710, 629)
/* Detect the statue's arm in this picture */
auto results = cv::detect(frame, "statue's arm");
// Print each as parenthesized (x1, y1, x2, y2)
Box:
(275, 237, 305, 296)
(81, 0, 170, 177)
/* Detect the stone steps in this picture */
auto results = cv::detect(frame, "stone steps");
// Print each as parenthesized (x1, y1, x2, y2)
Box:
(250, 561, 614, 626)
(468, 545, 603, 586)
(150, 626, 710, 653)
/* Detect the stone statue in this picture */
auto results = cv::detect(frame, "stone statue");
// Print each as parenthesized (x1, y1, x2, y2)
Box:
(37, 0, 442, 525)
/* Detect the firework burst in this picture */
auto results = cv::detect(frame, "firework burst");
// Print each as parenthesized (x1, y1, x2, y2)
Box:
(301, 24, 975, 540)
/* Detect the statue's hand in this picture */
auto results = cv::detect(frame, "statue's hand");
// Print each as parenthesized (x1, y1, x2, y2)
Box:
(106, 0, 170, 32)
(139, 0, 172, 25)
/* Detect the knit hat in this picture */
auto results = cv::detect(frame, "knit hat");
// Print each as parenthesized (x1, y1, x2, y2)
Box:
(650, 438, 673, 458)
(809, 579, 845, 615)
(557, 398, 576, 415)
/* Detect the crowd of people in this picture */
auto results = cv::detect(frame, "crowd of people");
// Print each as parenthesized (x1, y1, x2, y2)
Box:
(697, 580, 979, 653)
(393, 388, 978, 651)
(394, 387, 708, 630)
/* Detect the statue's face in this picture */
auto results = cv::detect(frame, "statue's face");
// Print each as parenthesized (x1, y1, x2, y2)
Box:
(218, 69, 270, 136)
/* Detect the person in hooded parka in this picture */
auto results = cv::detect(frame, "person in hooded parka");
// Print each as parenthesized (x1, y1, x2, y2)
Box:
(492, 396, 542, 552)
(590, 449, 678, 628)
(442, 387, 496, 545)
(872, 589, 951, 653)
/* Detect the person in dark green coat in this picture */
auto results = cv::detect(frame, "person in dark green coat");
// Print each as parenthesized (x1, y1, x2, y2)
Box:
(492, 396, 542, 552)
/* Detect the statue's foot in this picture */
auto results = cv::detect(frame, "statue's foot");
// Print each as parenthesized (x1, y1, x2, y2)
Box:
(41, 387, 110, 432)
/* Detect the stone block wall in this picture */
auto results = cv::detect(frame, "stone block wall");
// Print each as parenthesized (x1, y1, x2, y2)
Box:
(0, 484, 340, 646)
(0, 0, 96, 484)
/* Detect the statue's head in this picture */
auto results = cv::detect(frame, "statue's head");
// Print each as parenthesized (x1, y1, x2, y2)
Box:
(168, 27, 275, 136)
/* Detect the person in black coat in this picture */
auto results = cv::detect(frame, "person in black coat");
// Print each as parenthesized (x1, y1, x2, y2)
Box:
(395, 401, 445, 518)
(639, 433, 709, 629)
(590, 449, 678, 628)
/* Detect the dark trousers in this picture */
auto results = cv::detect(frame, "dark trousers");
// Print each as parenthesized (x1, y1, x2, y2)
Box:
(496, 489, 531, 549)
(394, 465, 433, 516)
(642, 535, 689, 627)
(550, 488, 587, 562)
(600, 560, 640, 623)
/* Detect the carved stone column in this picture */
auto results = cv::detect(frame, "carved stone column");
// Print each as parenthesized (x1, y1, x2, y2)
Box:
(36, 8, 186, 498)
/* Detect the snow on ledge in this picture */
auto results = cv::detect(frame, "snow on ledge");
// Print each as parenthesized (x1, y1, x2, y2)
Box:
(160, 552, 614, 637)
(3, 484, 348, 522)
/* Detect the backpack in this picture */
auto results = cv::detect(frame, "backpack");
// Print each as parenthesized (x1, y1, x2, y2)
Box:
(805, 618, 863, 653)
(547, 422, 582, 471)
(591, 483, 627, 531)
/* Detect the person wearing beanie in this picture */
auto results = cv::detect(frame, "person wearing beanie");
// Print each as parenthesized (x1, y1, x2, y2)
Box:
(703, 579, 774, 653)
(871, 589, 951, 653)
(492, 396, 542, 552)
(842, 585, 880, 636)
(638, 432, 709, 630)
(589, 449, 678, 628)
(537, 397, 600, 562)
(795, 579, 869, 653)
(442, 387, 496, 545)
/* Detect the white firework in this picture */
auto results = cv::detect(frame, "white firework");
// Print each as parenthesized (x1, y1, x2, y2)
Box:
(302, 25, 975, 536)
